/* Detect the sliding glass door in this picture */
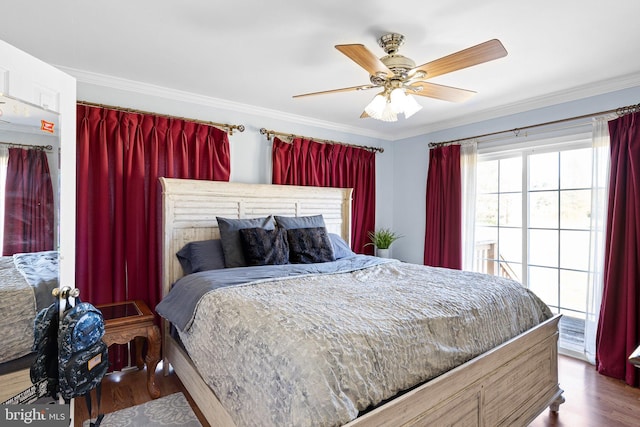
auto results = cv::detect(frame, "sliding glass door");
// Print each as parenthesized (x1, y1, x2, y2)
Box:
(475, 140, 599, 353)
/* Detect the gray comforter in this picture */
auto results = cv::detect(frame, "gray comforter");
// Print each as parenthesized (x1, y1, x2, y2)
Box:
(0, 251, 58, 364)
(158, 256, 552, 427)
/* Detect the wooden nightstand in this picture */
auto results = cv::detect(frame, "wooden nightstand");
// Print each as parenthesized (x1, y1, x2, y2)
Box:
(97, 300, 161, 398)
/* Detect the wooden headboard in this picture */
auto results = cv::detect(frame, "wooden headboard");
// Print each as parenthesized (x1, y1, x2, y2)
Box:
(160, 178, 353, 298)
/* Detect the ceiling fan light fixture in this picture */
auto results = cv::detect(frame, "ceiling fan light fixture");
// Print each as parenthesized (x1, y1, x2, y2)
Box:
(380, 101, 398, 122)
(365, 88, 421, 121)
(402, 93, 423, 118)
(364, 93, 388, 119)
(389, 88, 408, 114)
(364, 92, 398, 122)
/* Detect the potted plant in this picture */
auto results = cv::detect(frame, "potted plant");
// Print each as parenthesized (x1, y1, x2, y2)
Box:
(366, 228, 402, 258)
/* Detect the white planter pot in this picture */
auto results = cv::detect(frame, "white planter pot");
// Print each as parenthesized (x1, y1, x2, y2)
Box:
(376, 248, 390, 258)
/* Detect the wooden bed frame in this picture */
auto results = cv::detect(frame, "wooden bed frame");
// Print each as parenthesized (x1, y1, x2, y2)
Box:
(160, 178, 564, 427)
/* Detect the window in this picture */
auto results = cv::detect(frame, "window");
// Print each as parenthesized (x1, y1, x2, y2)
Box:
(474, 139, 598, 353)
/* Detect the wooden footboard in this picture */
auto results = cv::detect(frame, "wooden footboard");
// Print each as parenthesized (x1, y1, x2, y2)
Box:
(348, 314, 563, 427)
(164, 315, 563, 427)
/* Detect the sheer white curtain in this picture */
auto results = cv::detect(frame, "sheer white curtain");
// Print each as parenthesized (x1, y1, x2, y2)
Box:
(0, 145, 8, 247)
(461, 141, 477, 271)
(584, 117, 611, 364)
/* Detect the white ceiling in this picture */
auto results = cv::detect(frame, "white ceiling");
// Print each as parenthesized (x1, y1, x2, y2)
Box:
(2, 1, 640, 140)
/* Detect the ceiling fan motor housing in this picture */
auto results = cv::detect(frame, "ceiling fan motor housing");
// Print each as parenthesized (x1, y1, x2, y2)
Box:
(381, 54, 416, 78)
(374, 33, 417, 81)
(378, 33, 405, 54)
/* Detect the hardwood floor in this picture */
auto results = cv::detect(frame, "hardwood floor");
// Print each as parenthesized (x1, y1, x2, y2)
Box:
(530, 355, 640, 427)
(75, 355, 640, 427)
(73, 362, 210, 427)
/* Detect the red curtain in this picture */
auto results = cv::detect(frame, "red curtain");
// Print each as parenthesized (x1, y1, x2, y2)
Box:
(596, 112, 640, 387)
(272, 137, 376, 254)
(76, 105, 230, 368)
(3, 148, 54, 255)
(424, 144, 462, 269)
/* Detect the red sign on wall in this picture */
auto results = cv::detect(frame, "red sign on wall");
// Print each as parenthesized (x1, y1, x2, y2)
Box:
(40, 120, 55, 133)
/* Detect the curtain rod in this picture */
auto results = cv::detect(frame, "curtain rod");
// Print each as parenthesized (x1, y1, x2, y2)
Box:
(428, 101, 640, 148)
(0, 141, 53, 151)
(259, 127, 384, 153)
(77, 100, 246, 135)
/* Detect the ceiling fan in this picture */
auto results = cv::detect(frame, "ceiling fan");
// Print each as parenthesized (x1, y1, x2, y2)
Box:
(293, 33, 508, 122)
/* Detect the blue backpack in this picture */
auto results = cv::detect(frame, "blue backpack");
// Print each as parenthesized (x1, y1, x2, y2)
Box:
(57, 299, 109, 400)
(31, 297, 109, 426)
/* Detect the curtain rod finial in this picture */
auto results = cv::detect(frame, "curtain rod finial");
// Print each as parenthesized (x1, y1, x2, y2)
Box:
(228, 124, 245, 135)
(259, 128, 274, 141)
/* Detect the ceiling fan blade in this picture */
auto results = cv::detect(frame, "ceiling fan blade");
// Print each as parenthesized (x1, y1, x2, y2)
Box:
(360, 111, 370, 119)
(411, 39, 507, 80)
(293, 84, 376, 98)
(335, 44, 393, 77)
(407, 82, 476, 102)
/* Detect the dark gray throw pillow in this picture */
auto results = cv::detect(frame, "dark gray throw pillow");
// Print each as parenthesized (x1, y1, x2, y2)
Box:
(217, 216, 275, 268)
(176, 239, 226, 275)
(239, 227, 289, 266)
(274, 214, 326, 230)
(287, 227, 336, 264)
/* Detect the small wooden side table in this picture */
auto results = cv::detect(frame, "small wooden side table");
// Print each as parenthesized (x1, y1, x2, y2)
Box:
(97, 300, 161, 399)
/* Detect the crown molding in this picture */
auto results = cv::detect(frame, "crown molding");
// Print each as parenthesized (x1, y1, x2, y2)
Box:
(394, 71, 640, 140)
(57, 66, 388, 140)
